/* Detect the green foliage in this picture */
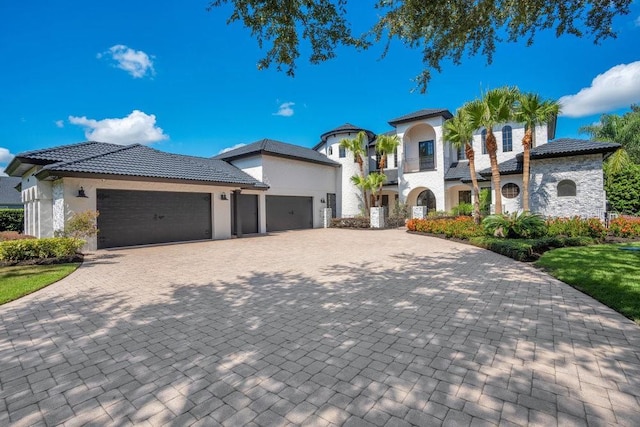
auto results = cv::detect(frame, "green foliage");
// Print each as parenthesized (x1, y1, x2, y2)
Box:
(609, 216, 640, 237)
(0, 263, 80, 305)
(546, 216, 607, 239)
(58, 210, 99, 239)
(451, 203, 473, 216)
(605, 164, 640, 215)
(0, 209, 24, 232)
(580, 105, 640, 165)
(470, 235, 597, 262)
(0, 238, 84, 262)
(479, 189, 491, 216)
(407, 217, 483, 239)
(330, 217, 370, 229)
(537, 243, 640, 324)
(209, 0, 631, 92)
(482, 212, 546, 239)
(387, 201, 409, 228)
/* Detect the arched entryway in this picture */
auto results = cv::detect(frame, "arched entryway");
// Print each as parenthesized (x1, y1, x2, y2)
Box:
(416, 189, 436, 212)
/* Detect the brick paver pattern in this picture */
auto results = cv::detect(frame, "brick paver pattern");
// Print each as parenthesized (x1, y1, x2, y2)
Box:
(1, 229, 639, 426)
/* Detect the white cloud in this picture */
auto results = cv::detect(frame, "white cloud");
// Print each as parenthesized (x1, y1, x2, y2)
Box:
(635, 16, 640, 27)
(218, 143, 246, 154)
(98, 45, 155, 78)
(68, 110, 168, 145)
(55, 120, 64, 128)
(0, 147, 14, 175)
(559, 61, 640, 117)
(273, 102, 295, 117)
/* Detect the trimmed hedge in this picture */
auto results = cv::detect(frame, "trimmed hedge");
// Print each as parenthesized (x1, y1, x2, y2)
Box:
(0, 237, 84, 262)
(469, 236, 596, 262)
(331, 217, 371, 228)
(0, 209, 24, 232)
(407, 217, 483, 239)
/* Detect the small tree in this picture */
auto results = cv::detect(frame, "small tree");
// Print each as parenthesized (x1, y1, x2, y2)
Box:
(63, 210, 99, 239)
(374, 134, 400, 207)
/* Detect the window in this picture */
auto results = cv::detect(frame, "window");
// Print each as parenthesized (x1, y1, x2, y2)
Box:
(418, 140, 435, 170)
(502, 126, 513, 152)
(328, 146, 333, 155)
(458, 145, 466, 161)
(375, 151, 385, 169)
(417, 189, 436, 212)
(339, 146, 346, 158)
(481, 129, 487, 154)
(501, 183, 520, 199)
(393, 148, 398, 168)
(557, 180, 576, 197)
(459, 190, 471, 204)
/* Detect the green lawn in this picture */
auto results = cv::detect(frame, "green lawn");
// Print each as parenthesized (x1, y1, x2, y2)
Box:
(0, 263, 80, 305)
(536, 243, 640, 324)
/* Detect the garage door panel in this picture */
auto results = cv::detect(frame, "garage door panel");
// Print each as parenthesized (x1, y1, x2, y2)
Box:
(266, 196, 313, 232)
(97, 190, 212, 249)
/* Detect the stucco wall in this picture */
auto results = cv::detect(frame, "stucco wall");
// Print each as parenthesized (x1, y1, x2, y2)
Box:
(529, 154, 605, 219)
(324, 133, 365, 217)
(230, 156, 263, 181)
(260, 155, 338, 227)
(21, 167, 53, 238)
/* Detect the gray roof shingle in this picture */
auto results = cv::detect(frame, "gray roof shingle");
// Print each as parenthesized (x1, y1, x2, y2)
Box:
(478, 138, 621, 176)
(15, 141, 123, 162)
(444, 161, 487, 182)
(35, 144, 267, 188)
(0, 177, 22, 206)
(318, 123, 376, 144)
(388, 109, 453, 126)
(215, 138, 339, 166)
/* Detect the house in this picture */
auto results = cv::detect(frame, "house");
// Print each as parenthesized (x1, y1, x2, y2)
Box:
(5, 107, 619, 250)
(0, 177, 23, 209)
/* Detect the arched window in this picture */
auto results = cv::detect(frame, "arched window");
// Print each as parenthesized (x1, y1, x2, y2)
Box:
(557, 180, 576, 197)
(501, 183, 520, 199)
(502, 126, 513, 152)
(328, 146, 333, 155)
(417, 189, 437, 212)
(481, 129, 487, 154)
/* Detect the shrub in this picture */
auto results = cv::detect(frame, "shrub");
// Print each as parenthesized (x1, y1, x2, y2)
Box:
(0, 231, 35, 241)
(546, 216, 607, 239)
(407, 216, 483, 239)
(451, 202, 473, 216)
(605, 164, 640, 215)
(483, 212, 546, 239)
(609, 216, 640, 238)
(57, 210, 99, 239)
(470, 235, 597, 262)
(331, 217, 370, 229)
(0, 237, 84, 262)
(0, 209, 24, 232)
(387, 202, 409, 228)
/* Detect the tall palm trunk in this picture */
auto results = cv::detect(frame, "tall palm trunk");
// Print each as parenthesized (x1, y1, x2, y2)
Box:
(485, 132, 503, 214)
(465, 143, 481, 224)
(521, 128, 533, 211)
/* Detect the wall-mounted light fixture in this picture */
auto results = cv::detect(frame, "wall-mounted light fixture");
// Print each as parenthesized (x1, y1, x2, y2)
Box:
(77, 187, 88, 198)
(320, 198, 326, 204)
(220, 192, 228, 200)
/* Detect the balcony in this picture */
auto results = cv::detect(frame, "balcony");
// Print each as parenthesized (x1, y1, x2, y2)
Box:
(403, 156, 436, 173)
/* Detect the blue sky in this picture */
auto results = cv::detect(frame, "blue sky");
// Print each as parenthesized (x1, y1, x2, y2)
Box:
(1, 0, 640, 172)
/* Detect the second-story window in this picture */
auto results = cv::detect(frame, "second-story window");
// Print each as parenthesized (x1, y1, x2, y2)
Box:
(339, 146, 346, 158)
(481, 129, 488, 155)
(328, 146, 333, 155)
(458, 144, 466, 161)
(418, 140, 435, 171)
(393, 148, 398, 168)
(502, 126, 513, 152)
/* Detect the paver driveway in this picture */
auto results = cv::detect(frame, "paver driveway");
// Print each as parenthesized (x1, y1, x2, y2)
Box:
(1, 229, 639, 427)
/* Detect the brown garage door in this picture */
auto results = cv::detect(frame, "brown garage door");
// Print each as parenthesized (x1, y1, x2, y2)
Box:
(266, 195, 313, 232)
(96, 189, 212, 249)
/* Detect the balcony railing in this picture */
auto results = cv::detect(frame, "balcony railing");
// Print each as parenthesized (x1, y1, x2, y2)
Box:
(403, 156, 436, 173)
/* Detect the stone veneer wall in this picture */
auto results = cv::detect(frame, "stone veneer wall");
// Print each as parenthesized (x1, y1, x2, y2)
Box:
(529, 154, 605, 219)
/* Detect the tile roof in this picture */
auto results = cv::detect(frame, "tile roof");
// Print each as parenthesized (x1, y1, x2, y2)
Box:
(318, 123, 376, 144)
(388, 109, 453, 126)
(478, 138, 621, 176)
(215, 138, 339, 166)
(0, 177, 22, 206)
(444, 161, 487, 182)
(9, 141, 267, 189)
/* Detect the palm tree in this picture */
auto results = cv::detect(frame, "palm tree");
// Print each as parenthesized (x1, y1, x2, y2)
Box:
(341, 131, 369, 214)
(367, 172, 387, 208)
(580, 112, 633, 174)
(466, 86, 518, 215)
(373, 134, 400, 207)
(513, 93, 561, 211)
(444, 108, 481, 223)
